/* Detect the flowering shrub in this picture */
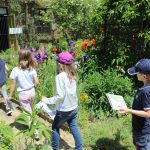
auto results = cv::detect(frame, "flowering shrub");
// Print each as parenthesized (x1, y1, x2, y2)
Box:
(32, 47, 49, 64)
(69, 39, 96, 61)
(20, 38, 96, 66)
(52, 47, 58, 54)
(80, 93, 89, 100)
(51, 38, 96, 63)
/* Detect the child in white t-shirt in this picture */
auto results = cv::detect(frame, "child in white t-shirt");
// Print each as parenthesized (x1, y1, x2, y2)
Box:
(9, 49, 39, 113)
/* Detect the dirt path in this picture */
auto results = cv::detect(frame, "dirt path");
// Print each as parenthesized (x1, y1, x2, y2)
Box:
(0, 98, 75, 150)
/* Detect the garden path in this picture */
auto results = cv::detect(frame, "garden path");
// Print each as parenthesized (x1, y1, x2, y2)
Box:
(0, 97, 75, 150)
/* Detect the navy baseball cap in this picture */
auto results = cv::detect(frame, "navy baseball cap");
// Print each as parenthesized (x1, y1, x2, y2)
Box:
(128, 59, 150, 75)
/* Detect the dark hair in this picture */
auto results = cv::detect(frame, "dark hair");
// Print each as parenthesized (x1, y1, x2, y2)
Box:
(18, 49, 36, 70)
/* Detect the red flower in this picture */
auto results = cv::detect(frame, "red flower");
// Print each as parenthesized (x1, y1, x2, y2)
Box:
(83, 39, 88, 44)
(80, 39, 89, 50)
(91, 39, 96, 45)
(53, 48, 58, 52)
(81, 43, 86, 50)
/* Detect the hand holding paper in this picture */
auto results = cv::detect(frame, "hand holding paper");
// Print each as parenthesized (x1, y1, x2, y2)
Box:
(106, 93, 127, 110)
(117, 107, 128, 115)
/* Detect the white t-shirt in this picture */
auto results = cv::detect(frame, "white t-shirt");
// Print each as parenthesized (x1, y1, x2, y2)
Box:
(44, 72, 78, 112)
(10, 67, 37, 92)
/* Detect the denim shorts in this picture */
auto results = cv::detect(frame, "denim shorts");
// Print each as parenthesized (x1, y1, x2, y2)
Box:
(133, 131, 150, 150)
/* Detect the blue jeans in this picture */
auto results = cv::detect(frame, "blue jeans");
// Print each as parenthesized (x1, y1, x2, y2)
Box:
(133, 131, 150, 150)
(1, 84, 12, 110)
(52, 108, 82, 150)
(1, 84, 8, 101)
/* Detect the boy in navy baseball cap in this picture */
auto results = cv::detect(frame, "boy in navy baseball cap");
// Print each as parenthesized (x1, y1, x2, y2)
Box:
(118, 59, 150, 150)
(128, 59, 150, 75)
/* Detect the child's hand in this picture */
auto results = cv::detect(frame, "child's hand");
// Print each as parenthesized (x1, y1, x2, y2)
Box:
(41, 96, 47, 101)
(117, 107, 128, 115)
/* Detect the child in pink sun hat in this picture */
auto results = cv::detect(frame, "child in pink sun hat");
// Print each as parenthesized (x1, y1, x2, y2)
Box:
(57, 51, 73, 65)
(41, 51, 82, 150)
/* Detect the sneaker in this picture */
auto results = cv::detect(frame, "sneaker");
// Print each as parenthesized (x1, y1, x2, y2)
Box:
(6, 108, 12, 116)
(7, 101, 14, 110)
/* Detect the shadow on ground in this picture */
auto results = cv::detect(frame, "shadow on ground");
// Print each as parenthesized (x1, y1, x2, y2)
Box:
(60, 138, 74, 149)
(10, 121, 28, 130)
(92, 129, 130, 150)
(0, 102, 6, 112)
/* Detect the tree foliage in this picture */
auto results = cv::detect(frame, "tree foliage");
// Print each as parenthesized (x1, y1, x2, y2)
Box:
(40, 0, 150, 69)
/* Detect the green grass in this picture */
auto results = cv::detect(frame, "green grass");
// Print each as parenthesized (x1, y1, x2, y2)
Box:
(78, 109, 134, 150)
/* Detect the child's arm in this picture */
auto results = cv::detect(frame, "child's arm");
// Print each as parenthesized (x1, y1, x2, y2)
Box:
(34, 76, 39, 88)
(41, 96, 56, 105)
(9, 79, 16, 100)
(33, 69, 39, 88)
(118, 108, 150, 118)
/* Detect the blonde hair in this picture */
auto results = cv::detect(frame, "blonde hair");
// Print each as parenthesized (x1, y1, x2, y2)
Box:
(57, 62, 76, 80)
(18, 49, 36, 70)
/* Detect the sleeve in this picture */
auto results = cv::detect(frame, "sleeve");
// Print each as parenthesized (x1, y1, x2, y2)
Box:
(43, 75, 65, 104)
(32, 69, 37, 78)
(142, 91, 150, 110)
(10, 68, 18, 80)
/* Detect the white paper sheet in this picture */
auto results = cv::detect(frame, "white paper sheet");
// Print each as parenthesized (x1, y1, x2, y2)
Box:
(106, 93, 127, 110)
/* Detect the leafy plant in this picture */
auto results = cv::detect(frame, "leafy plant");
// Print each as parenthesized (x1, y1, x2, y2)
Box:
(79, 69, 134, 117)
(15, 104, 51, 146)
(0, 120, 14, 150)
(77, 54, 99, 81)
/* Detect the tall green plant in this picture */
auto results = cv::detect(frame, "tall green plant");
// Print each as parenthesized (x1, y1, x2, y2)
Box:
(15, 104, 51, 146)
(36, 59, 56, 101)
(77, 55, 99, 81)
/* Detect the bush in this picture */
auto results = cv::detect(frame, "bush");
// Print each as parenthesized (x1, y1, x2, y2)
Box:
(79, 69, 134, 117)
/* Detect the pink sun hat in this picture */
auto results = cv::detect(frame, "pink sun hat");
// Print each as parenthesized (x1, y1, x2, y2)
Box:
(57, 52, 73, 65)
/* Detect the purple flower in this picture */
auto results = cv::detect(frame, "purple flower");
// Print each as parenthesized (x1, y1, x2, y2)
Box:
(43, 53, 49, 60)
(83, 55, 89, 61)
(37, 58, 43, 64)
(34, 53, 41, 60)
(69, 49, 75, 56)
(69, 41, 75, 46)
